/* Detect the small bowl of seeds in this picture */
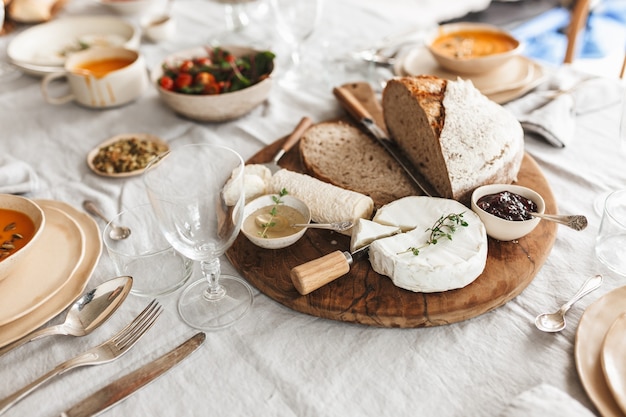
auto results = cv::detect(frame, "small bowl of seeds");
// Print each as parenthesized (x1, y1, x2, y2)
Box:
(0, 194, 45, 283)
(87, 133, 169, 178)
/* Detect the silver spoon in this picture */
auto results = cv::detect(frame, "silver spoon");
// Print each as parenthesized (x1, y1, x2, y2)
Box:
(535, 274, 603, 332)
(530, 212, 588, 231)
(0, 276, 133, 355)
(291, 221, 354, 232)
(83, 200, 131, 240)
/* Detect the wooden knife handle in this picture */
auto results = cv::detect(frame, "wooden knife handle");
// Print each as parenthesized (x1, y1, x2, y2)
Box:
(333, 86, 374, 121)
(290, 251, 351, 295)
(281, 116, 313, 152)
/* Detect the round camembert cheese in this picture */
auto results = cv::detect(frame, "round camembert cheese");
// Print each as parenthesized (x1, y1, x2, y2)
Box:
(369, 196, 487, 293)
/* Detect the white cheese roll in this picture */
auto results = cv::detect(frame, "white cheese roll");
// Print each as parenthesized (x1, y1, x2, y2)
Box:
(269, 169, 374, 235)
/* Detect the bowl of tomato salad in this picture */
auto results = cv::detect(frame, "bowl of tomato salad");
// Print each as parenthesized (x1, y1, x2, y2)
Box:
(152, 45, 275, 122)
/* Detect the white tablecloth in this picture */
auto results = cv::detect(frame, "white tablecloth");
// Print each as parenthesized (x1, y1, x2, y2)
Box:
(1, 1, 625, 416)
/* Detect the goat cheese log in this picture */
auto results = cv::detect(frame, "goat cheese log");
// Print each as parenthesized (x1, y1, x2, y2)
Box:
(269, 169, 374, 235)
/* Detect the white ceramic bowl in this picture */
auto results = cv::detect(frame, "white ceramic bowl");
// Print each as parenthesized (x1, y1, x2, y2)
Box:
(241, 194, 311, 250)
(426, 22, 521, 75)
(151, 45, 274, 122)
(95, 0, 157, 15)
(0, 195, 46, 282)
(471, 184, 545, 241)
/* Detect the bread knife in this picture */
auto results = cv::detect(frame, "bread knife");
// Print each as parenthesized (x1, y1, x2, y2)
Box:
(60, 332, 206, 417)
(332, 85, 439, 197)
(290, 244, 371, 295)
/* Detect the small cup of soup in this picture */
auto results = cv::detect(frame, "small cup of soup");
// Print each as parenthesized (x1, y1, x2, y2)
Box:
(41, 47, 149, 108)
(427, 22, 521, 75)
(0, 194, 45, 282)
(241, 194, 311, 249)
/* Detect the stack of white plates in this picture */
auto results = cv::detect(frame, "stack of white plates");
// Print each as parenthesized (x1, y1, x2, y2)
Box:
(0, 200, 101, 348)
(576, 286, 626, 417)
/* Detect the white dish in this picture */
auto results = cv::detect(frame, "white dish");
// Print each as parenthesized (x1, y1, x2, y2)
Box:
(0, 200, 101, 348)
(0, 205, 85, 326)
(7, 16, 140, 77)
(394, 46, 546, 104)
(86, 133, 169, 178)
(602, 312, 626, 415)
(575, 285, 626, 417)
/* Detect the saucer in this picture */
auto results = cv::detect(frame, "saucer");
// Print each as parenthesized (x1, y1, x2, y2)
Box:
(394, 47, 546, 104)
(0, 205, 85, 326)
(601, 312, 626, 415)
(575, 285, 626, 417)
(0, 200, 101, 347)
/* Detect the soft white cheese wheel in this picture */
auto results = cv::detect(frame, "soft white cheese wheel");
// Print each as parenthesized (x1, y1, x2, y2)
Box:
(223, 164, 272, 206)
(369, 196, 487, 293)
(350, 218, 400, 252)
(269, 169, 374, 235)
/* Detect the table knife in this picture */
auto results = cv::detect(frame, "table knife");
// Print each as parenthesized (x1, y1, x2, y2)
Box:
(60, 332, 206, 417)
(332, 85, 439, 197)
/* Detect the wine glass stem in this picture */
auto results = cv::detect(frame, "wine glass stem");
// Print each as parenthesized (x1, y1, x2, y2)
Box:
(201, 258, 226, 301)
(225, 4, 249, 31)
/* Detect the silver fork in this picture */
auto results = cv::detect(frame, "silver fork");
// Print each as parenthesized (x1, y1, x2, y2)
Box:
(0, 300, 162, 415)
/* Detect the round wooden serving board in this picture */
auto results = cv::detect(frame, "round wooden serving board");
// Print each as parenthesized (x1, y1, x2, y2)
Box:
(226, 142, 557, 328)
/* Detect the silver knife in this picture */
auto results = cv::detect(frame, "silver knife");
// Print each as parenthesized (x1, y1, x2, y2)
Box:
(60, 332, 206, 417)
(332, 85, 439, 197)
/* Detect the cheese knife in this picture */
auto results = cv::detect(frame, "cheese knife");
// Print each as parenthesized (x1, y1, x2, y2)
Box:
(290, 244, 371, 295)
(60, 332, 206, 417)
(332, 85, 439, 197)
(263, 116, 313, 173)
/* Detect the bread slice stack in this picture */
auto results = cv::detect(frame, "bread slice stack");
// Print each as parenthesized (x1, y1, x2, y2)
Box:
(300, 75, 524, 208)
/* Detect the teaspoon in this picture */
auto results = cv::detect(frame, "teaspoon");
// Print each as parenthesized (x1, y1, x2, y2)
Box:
(291, 221, 354, 232)
(534, 274, 603, 332)
(0, 276, 133, 355)
(83, 200, 132, 240)
(530, 212, 588, 231)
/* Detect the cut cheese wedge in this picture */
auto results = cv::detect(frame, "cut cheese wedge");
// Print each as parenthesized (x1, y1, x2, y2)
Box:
(350, 218, 400, 252)
(369, 196, 487, 293)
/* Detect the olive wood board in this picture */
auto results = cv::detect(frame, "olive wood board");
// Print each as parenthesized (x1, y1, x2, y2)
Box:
(226, 83, 557, 328)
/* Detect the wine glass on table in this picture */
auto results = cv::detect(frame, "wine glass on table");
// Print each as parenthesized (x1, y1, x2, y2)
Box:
(269, 0, 323, 87)
(143, 144, 253, 331)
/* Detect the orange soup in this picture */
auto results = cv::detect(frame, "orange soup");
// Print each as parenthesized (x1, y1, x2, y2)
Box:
(74, 57, 135, 78)
(0, 209, 35, 261)
(431, 30, 518, 59)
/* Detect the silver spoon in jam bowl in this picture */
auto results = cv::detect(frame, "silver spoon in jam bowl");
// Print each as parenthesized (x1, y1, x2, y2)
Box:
(534, 274, 602, 332)
(0, 276, 133, 355)
(530, 212, 588, 231)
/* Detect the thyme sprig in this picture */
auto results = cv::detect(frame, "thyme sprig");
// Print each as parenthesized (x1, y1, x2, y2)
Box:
(398, 212, 468, 256)
(259, 188, 288, 238)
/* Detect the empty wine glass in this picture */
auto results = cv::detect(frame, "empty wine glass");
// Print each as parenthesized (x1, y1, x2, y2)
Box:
(270, 0, 323, 87)
(143, 144, 253, 330)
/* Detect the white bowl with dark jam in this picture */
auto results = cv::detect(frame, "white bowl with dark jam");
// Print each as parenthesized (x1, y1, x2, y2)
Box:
(471, 184, 545, 241)
(241, 194, 311, 249)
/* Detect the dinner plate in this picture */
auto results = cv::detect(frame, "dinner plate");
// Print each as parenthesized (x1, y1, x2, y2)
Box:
(86, 133, 170, 178)
(575, 285, 626, 417)
(601, 312, 626, 415)
(0, 200, 101, 348)
(7, 16, 140, 77)
(0, 205, 85, 326)
(394, 47, 546, 104)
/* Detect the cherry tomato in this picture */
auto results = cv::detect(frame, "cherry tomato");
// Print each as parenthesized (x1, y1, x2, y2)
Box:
(179, 60, 194, 73)
(194, 72, 216, 86)
(195, 57, 212, 66)
(174, 73, 193, 90)
(159, 76, 174, 91)
(203, 82, 221, 95)
(225, 54, 236, 64)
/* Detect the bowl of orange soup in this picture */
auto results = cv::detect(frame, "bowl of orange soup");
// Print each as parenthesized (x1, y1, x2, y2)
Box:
(0, 195, 45, 283)
(427, 22, 521, 75)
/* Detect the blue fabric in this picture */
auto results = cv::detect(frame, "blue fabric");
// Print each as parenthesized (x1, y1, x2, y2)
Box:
(510, 0, 626, 65)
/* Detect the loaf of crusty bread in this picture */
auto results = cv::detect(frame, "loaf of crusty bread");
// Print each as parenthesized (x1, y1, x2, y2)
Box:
(382, 75, 524, 204)
(299, 120, 422, 208)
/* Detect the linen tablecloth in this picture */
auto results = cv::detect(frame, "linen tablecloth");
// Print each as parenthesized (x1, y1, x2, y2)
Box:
(1, 1, 625, 416)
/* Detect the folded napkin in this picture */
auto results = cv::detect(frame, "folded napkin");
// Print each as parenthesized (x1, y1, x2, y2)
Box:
(0, 154, 40, 194)
(498, 384, 596, 417)
(504, 67, 623, 147)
